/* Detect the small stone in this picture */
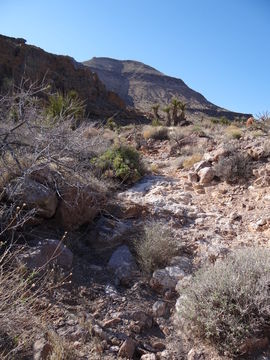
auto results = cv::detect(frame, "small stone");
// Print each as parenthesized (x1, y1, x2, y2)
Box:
(118, 338, 136, 358)
(103, 317, 122, 328)
(152, 301, 167, 317)
(132, 311, 153, 329)
(92, 325, 109, 341)
(110, 345, 120, 352)
(188, 172, 199, 183)
(187, 348, 204, 360)
(141, 354, 157, 360)
(152, 341, 166, 351)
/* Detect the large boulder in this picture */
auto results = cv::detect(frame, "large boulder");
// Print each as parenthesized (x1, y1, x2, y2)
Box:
(19, 239, 73, 270)
(107, 245, 138, 284)
(56, 185, 105, 230)
(8, 177, 58, 218)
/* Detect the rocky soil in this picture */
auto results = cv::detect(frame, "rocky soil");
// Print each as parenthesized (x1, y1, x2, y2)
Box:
(15, 123, 270, 360)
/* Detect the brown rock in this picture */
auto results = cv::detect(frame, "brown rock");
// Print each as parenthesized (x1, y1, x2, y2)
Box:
(152, 341, 166, 351)
(0, 34, 129, 118)
(103, 317, 122, 328)
(118, 338, 136, 359)
(132, 311, 153, 329)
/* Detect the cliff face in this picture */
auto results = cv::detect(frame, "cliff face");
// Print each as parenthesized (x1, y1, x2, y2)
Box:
(0, 35, 126, 118)
(84, 57, 252, 120)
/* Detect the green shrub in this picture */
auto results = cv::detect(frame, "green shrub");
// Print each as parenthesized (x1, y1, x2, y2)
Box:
(46, 90, 85, 122)
(177, 248, 270, 356)
(135, 222, 178, 274)
(92, 145, 143, 183)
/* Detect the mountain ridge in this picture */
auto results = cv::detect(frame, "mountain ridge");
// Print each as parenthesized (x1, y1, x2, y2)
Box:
(84, 57, 252, 120)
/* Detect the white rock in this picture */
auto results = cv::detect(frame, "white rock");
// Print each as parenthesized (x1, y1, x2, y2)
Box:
(198, 167, 215, 184)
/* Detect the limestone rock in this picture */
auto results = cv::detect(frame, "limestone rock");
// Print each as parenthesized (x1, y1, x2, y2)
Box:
(150, 266, 187, 293)
(198, 167, 215, 184)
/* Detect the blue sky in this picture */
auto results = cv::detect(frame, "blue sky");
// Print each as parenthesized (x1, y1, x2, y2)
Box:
(1, 0, 269, 115)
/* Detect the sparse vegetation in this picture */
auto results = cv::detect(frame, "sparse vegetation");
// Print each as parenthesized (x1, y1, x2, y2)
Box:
(135, 222, 178, 274)
(177, 248, 270, 356)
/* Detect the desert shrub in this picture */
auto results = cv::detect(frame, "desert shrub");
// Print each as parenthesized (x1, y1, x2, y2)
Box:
(214, 152, 252, 183)
(177, 247, 270, 356)
(135, 222, 178, 274)
(46, 90, 85, 123)
(143, 126, 169, 140)
(225, 125, 243, 139)
(92, 145, 144, 183)
(182, 153, 202, 169)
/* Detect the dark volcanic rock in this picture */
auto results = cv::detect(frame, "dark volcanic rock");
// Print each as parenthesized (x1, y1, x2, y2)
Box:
(84, 57, 252, 120)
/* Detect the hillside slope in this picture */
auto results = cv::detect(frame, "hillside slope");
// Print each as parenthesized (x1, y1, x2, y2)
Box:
(84, 57, 252, 120)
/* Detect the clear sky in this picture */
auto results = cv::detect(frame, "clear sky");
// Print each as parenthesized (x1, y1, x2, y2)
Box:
(1, 0, 269, 115)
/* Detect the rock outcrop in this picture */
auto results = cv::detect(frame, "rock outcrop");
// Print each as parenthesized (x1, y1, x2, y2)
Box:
(0, 35, 135, 119)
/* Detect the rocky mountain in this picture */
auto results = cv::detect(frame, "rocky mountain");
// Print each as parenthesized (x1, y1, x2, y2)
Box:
(84, 57, 252, 120)
(0, 35, 135, 119)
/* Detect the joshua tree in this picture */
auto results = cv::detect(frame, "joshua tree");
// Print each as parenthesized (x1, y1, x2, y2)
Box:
(170, 98, 187, 126)
(152, 104, 160, 120)
(171, 98, 181, 126)
(162, 106, 172, 126)
(178, 101, 187, 124)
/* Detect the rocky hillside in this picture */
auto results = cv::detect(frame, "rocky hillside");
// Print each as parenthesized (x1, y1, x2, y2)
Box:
(84, 57, 252, 120)
(0, 35, 134, 119)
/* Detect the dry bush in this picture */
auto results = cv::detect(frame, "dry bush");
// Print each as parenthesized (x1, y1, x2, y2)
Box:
(142, 125, 169, 140)
(214, 152, 252, 183)
(182, 153, 203, 169)
(177, 247, 270, 356)
(135, 222, 178, 274)
(225, 125, 243, 139)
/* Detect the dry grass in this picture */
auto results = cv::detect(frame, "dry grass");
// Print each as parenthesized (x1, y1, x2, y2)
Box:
(135, 222, 178, 274)
(182, 153, 203, 169)
(225, 125, 243, 139)
(142, 125, 169, 140)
